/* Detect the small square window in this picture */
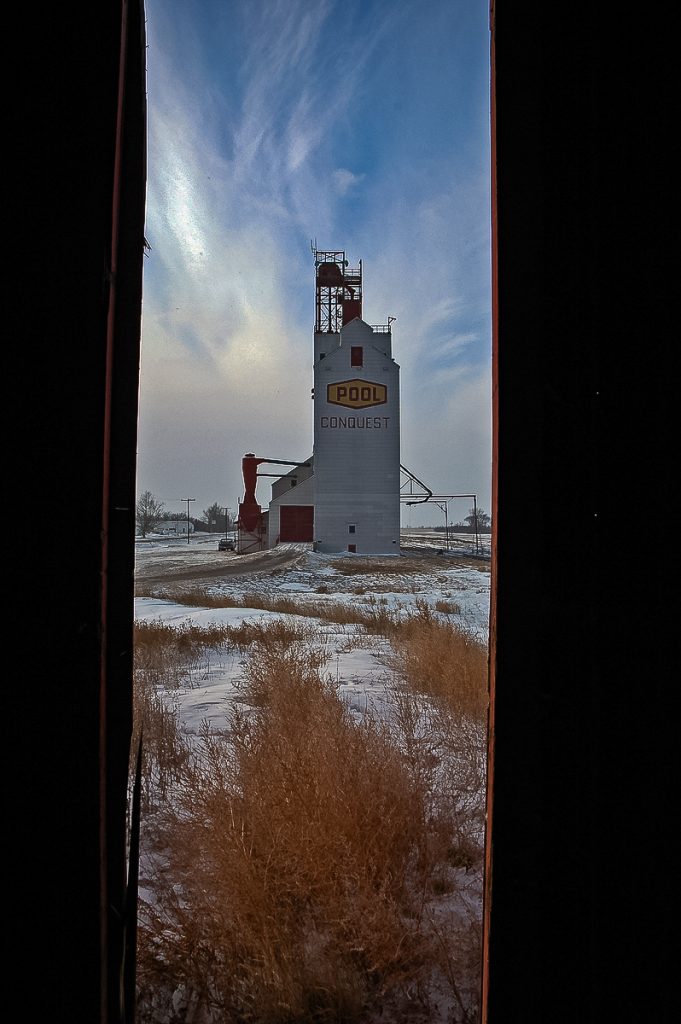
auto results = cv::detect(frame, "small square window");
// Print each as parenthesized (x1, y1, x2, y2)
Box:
(348, 524, 356, 534)
(348, 544, 356, 553)
(351, 346, 363, 367)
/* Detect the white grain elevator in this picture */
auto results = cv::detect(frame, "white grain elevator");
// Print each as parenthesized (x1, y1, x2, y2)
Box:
(312, 247, 400, 554)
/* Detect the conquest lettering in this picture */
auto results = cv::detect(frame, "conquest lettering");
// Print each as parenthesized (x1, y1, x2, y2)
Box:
(319, 416, 391, 429)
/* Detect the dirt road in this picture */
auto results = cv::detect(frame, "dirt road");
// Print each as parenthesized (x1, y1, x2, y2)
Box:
(134, 538, 490, 591)
(134, 545, 309, 587)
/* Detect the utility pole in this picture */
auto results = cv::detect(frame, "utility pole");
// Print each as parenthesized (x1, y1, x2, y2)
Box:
(472, 494, 480, 556)
(434, 500, 450, 550)
(220, 506, 231, 540)
(181, 497, 194, 544)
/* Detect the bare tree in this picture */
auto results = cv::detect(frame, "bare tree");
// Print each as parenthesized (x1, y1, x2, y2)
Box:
(464, 507, 491, 531)
(136, 490, 165, 537)
(202, 502, 224, 531)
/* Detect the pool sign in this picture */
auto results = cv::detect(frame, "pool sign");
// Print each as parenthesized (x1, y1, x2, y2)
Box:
(327, 379, 387, 409)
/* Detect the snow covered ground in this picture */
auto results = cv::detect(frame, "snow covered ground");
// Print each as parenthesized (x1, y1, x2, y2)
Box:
(134, 532, 491, 737)
(134, 533, 491, 1021)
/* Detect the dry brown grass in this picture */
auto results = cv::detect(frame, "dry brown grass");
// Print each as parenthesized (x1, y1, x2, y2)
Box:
(132, 593, 488, 1022)
(135, 615, 313, 663)
(329, 557, 438, 576)
(132, 617, 316, 812)
(384, 604, 489, 865)
(134, 586, 405, 636)
(135, 588, 470, 642)
(135, 619, 231, 678)
(134, 645, 476, 1022)
(389, 610, 489, 722)
(132, 658, 191, 812)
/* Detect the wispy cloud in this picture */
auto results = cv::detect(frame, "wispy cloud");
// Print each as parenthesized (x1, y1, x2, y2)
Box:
(139, 0, 491, 520)
(331, 168, 366, 194)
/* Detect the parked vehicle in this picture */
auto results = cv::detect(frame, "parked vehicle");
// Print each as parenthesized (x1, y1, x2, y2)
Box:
(218, 537, 236, 551)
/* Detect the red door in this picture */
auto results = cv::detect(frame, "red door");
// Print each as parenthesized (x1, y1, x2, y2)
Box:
(279, 505, 314, 542)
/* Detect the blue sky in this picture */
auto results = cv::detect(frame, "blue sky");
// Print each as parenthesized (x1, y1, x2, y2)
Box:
(137, 0, 492, 528)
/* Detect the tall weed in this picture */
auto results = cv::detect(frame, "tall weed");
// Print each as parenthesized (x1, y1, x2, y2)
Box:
(132, 598, 487, 1022)
(389, 609, 489, 722)
(135, 643, 479, 1022)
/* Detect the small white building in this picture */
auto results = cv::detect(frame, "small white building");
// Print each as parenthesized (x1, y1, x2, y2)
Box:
(157, 520, 194, 536)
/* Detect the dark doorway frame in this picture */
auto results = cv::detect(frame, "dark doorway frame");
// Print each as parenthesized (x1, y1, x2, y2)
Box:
(14, 4, 673, 1022)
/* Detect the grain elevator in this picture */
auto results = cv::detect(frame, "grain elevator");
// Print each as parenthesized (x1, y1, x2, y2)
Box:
(238, 248, 401, 555)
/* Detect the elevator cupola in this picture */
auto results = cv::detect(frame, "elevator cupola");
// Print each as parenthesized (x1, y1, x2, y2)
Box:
(312, 244, 363, 332)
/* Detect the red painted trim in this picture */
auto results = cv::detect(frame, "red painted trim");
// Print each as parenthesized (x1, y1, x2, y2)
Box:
(481, 2, 497, 1020)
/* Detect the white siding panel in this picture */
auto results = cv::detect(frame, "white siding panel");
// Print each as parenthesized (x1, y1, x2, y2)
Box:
(313, 319, 400, 553)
